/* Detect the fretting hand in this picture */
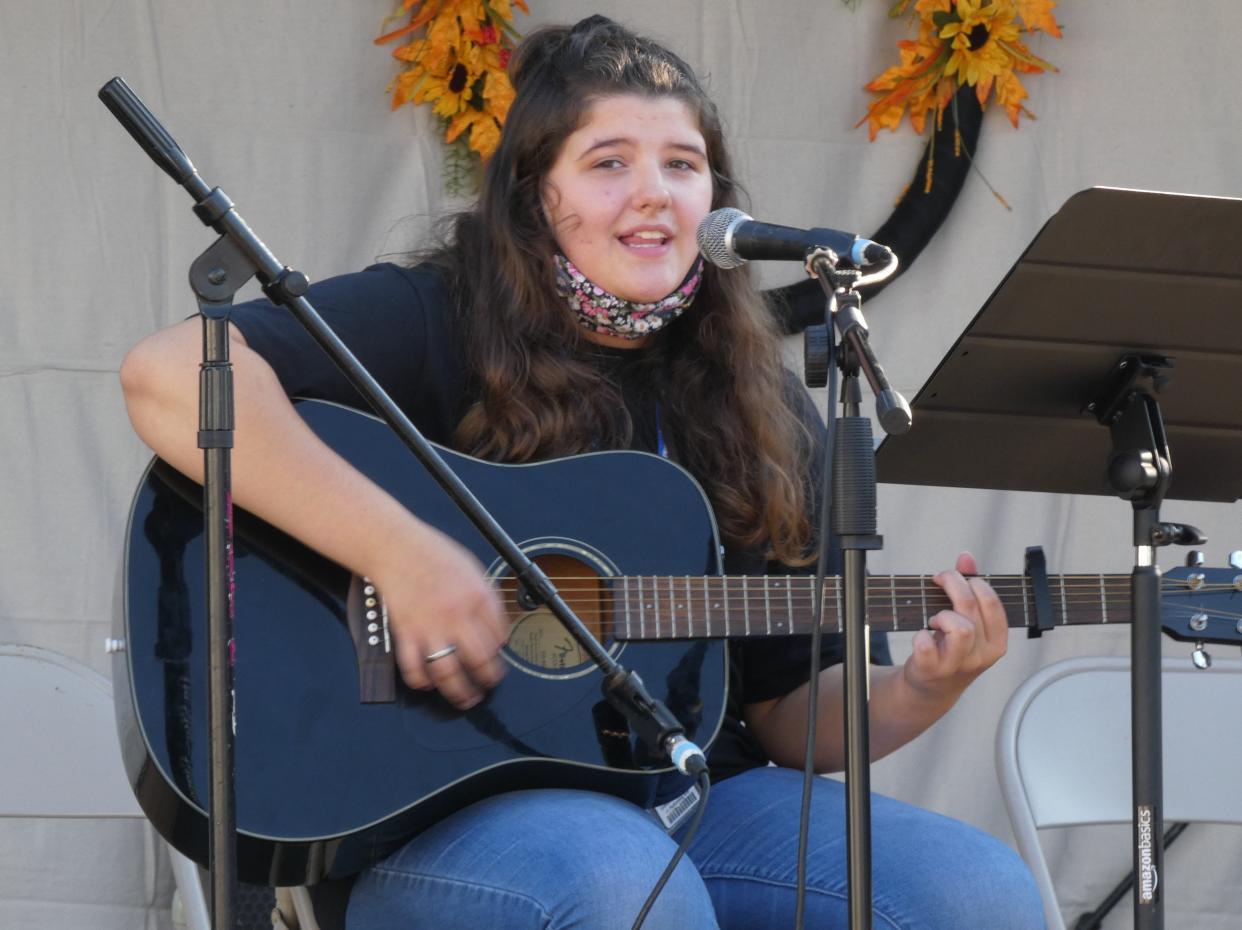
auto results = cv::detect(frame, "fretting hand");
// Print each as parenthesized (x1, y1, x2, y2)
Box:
(904, 552, 1009, 703)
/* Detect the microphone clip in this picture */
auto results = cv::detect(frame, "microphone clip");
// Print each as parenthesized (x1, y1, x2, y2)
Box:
(804, 252, 913, 436)
(804, 247, 861, 291)
(807, 245, 899, 290)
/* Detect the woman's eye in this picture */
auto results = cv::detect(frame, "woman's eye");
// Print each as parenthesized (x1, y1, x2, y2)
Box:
(593, 158, 624, 169)
(667, 159, 698, 171)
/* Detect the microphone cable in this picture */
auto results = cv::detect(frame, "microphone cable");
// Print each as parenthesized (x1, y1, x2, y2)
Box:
(794, 313, 840, 930)
(631, 769, 713, 930)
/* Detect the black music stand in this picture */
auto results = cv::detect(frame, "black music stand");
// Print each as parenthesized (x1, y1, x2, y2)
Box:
(875, 187, 1242, 930)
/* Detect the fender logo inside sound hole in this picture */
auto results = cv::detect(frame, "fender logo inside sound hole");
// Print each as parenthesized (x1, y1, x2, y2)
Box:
(501, 553, 617, 676)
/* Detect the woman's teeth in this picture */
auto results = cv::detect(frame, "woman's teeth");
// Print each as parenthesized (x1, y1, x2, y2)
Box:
(621, 232, 668, 248)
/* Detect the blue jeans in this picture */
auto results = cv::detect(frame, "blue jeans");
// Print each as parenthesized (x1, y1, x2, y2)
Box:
(347, 766, 1045, 929)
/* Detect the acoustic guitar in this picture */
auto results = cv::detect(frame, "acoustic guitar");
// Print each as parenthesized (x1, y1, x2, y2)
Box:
(114, 400, 1242, 885)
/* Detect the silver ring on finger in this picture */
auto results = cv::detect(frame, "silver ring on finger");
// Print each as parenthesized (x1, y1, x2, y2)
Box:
(425, 644, 457, 663)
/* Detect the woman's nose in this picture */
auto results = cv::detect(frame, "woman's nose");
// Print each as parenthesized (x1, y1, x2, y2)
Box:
(631, 163, 672, 211)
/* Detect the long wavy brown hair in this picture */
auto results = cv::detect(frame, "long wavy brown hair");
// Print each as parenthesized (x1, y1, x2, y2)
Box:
(430, 16, 814, 565)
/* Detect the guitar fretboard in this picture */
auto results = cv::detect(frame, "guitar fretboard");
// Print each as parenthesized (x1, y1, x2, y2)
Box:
(609, 573, 1142, 640)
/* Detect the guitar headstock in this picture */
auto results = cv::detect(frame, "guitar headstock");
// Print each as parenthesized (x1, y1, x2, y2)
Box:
(1161, 565, 1242, 646)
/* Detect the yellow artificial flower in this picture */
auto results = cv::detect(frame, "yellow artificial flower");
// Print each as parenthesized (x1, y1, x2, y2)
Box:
(411, 67, 478, 118)
(946, 37, 1011, 86)
(376, 0, 527, 182)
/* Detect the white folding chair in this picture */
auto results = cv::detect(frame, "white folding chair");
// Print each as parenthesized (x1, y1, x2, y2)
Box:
(273, 886, 325, 930)
(995, 655, 1242, 930)
(0, 642, 210, 930)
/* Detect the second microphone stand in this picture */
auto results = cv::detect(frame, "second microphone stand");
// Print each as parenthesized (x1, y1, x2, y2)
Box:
(799, 249, 906, 930)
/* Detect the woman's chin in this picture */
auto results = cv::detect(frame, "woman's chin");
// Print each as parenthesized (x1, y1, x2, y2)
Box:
(619, 290, 668, 304)
(611, 276, 680, 304)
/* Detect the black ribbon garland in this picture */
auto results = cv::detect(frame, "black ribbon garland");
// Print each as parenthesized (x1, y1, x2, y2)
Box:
(765, 85, 985, 334)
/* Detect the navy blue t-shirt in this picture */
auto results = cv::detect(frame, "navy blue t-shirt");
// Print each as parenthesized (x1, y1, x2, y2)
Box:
(229, 261, 889, 780)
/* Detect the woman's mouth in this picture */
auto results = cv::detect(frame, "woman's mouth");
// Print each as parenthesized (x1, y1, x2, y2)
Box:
(618, 230, 671, 252)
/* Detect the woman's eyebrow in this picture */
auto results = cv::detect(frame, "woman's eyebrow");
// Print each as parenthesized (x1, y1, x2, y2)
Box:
(577, 137, 632, 160)
(577, 138, 706, 160)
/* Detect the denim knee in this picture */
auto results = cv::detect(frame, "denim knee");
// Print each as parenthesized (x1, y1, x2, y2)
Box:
(346, 789, 720, 930)
(870, 800, 1045, 930)
(684, 767, 1045, 930)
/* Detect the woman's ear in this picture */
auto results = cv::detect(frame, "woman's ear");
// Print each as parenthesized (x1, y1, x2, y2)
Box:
(540, 181, 581, 240)
(539, 180, 559, 228)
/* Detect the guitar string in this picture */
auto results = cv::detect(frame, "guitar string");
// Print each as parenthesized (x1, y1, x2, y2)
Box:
(489, 576, 1227, 591)
(484, 577, 1238, 626)
(491, 607, 1241, 631)
(492, 571, 1226, 580)
(490, 583, 1229, 596)
(490, 580, 1230, 597)
(490, 593, 1242, 624)
(594, 607, 1242, 633)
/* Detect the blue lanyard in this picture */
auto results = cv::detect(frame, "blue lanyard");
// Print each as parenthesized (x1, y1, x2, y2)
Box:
(655, 402, 668, 459)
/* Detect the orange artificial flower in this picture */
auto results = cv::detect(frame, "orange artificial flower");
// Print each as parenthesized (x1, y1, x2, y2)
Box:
(377, 0, 527, 186)
(860, 0, 1060, 140)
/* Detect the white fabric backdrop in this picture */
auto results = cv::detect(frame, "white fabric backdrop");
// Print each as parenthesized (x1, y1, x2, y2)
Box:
(2, 0, 1239, 926)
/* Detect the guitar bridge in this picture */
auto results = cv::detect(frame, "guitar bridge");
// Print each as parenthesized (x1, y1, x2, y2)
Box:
(347, 575, 397, 703)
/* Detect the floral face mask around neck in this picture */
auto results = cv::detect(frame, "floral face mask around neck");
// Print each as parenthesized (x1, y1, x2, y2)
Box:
(554, 253, 705, 340)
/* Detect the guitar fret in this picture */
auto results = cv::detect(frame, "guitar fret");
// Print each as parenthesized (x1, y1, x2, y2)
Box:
(785, 575, 794, 635)
(764, 577, 772, 636)
(1099, 574, 1107, 622)
(835, 580, 842, 633)
(685, 575, 693, 639)
(722, 575, 729, 634)
(890, 577, 898, 632)
(638, 576, 646, 639)
(1020, 573, 1030, 629)
(920, 575, 929, 629)
(704, 577, 712, 637)
(653, 575, 662, 636)
(624, 576, 632, 640)
(743, 575, 751, 636)
(1059, 576, 1068, 625)
(669, 575, 676, 638)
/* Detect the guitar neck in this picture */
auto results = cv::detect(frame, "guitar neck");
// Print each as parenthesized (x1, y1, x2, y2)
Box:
(609, 573, 1136, 640)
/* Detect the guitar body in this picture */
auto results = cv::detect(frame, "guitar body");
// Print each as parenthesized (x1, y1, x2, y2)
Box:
(115, 400, 727, 885)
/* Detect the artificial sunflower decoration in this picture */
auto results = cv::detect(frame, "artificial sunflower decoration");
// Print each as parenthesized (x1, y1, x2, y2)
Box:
(861, 0, 1061, 143)
(377, 0, 529, 193)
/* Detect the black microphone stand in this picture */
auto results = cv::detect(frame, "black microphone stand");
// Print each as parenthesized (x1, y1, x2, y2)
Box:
(100, 77, 706, 929)
(799, 248, 906, 930)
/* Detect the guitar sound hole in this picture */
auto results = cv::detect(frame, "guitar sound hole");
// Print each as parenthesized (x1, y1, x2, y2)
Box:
(499, 553, 617, 677)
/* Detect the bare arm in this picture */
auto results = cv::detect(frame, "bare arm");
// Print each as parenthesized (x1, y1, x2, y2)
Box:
(742, 553, 1008, 772)
(120, 318, 508, 708)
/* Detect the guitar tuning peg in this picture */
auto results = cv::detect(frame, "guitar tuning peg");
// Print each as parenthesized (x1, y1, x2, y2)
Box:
(1228, 551, 1242, 570)
(1192, 642, 1212, 670)
(1186, 550, 1205, 568)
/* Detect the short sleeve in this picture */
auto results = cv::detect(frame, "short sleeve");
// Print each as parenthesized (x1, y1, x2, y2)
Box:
(228, 262, 469, 444)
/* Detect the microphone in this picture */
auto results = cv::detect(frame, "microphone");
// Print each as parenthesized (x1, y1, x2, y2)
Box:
(697, 208, 891, 270)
